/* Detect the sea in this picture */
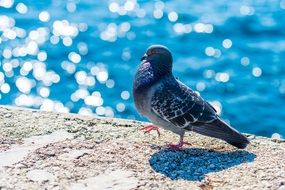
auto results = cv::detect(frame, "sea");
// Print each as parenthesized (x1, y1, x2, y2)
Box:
(0, 0, 285, 138)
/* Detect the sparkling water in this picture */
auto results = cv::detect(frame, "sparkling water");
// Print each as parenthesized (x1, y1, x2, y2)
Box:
(0, 0, 285, 138)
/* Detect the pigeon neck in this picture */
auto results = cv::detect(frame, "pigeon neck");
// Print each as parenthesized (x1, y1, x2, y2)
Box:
(133, 61, 170, 92)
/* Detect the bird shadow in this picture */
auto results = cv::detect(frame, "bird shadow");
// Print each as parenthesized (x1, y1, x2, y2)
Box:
(149, 147, 256, 181)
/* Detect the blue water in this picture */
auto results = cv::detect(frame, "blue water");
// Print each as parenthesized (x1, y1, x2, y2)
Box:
(0, 0, 285, 138)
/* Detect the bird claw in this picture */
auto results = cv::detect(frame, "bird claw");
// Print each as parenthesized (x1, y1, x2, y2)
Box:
(167, 141, 191, 150)
(140, 124, 160, 137)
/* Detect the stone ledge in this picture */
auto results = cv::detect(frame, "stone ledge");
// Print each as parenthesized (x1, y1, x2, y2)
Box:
(0, 106, 284, 190)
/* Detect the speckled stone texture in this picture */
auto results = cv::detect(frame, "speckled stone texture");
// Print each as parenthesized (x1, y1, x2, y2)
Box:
(0, 106, 284, 190)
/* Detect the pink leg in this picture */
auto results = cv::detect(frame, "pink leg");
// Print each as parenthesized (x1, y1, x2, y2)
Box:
(167, 136, 191, 150)
(140, 124, 160, 137)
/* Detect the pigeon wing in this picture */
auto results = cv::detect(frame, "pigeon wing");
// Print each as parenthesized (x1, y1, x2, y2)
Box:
(151, 79, 217, 128)
(151, 78, 249, 149)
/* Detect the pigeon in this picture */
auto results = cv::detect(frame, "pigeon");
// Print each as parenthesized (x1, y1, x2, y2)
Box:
(133, 45, 250, 149)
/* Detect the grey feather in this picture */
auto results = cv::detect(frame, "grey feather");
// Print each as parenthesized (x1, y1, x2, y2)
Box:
(187, 118, 249, 149)
(151, 77, 217, 127)
(133, 45, 250, 149)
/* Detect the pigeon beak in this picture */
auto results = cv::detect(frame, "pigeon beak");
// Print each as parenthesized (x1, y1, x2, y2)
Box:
(140, 54, 147, 61)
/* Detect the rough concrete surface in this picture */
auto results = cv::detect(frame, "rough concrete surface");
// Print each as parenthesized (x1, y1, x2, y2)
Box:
(0, 106, 284, 190)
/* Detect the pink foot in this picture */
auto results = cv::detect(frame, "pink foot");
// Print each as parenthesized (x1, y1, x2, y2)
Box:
(167, 141, 191, 150)
(140, 124, 160, 137)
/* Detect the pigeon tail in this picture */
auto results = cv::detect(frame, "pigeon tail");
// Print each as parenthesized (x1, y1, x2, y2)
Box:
(189, 118, 250, 149)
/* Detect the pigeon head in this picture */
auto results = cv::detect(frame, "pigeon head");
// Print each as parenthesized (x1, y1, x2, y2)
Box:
(141, 45, 173, 75)
(133, 45, 173, 92)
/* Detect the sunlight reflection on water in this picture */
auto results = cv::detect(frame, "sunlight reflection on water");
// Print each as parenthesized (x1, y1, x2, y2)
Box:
(0, 0, 285, 138)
